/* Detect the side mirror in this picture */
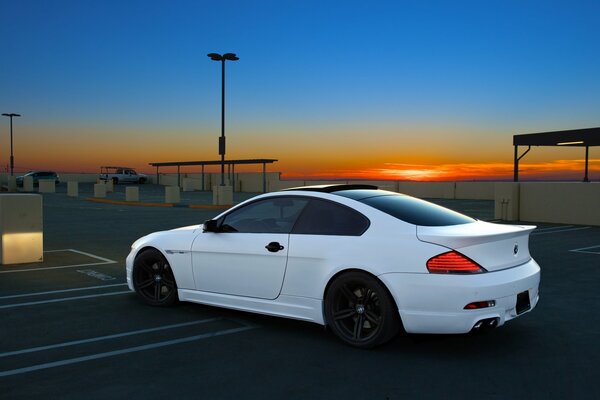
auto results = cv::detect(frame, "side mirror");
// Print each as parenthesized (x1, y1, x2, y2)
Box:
(203, 219, 220, 232)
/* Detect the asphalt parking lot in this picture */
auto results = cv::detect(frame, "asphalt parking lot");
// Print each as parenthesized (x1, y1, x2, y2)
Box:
(1, 185, 599, 399)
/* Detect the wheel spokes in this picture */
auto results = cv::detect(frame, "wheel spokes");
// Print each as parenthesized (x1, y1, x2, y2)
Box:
(365, 310, 380, 326)
(353, 314, 365, 340)
(333, 308, 356, 321)
(154, 282, 162, 301)
(137, 278, 154, 290)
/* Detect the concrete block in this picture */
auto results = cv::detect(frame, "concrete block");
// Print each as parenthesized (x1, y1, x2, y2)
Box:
(494, 183, 520, 221)
(213, 185, 233, 205)
(182, 178, 195, 192)
(0, 194, 43, 264)
(67, 181, 79, 197)
(165, 186, 180, 203)
(23, 176, 34, 192)
(126, 186, 139, 202)
(94, 183, 107, 198)
(38, 180, 56, 193)
(7, 176, 17, 192)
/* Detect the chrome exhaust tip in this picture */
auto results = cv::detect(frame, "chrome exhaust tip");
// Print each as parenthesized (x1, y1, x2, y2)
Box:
(472, 317, 499, 332)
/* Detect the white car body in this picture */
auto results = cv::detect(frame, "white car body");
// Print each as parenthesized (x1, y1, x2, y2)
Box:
(126, 186, 540, 339)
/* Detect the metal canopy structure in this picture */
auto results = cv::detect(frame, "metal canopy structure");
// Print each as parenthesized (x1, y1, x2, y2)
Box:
(149, 158, 278, 192)
(513, 127, 600, 182)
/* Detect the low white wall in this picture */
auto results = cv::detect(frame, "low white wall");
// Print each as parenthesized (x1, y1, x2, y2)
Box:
(455, 182, 495, 200)
(519, 182, 600, 226)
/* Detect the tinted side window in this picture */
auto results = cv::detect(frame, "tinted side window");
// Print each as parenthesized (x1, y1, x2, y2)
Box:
(360, 195, 475, 226)
(292, 199, 369, 236)
(221, 197, 309, 233)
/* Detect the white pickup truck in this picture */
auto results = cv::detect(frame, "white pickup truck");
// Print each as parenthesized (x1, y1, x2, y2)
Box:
(99, 166, 148, 184)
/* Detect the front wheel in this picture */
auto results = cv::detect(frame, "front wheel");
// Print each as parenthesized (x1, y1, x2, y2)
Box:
(133, 249, 178, 306)
(325, 271, 400, 348)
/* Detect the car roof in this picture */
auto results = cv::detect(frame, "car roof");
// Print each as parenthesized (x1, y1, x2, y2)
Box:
(280, 184, 379, 193)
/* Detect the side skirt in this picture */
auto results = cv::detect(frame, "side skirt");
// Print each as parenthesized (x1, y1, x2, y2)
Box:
(178, 289, 325, 325)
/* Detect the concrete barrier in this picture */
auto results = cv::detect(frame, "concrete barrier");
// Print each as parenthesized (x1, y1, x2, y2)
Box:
(105, 180, 114, 193)
(520, 182, 600, 226)
(0, 194, 43, 264)
(38, 180, 56, 193)
(165, 186, 180, 203)
(67, 181, 79, 197)
(7, 176, 17, 192)
(398, 182, 455, 198)
(213, 185, 233, 205)
(23, 176, 34, 192)
(94, 183, 107, 198)
(126, 186, 139, 202)
(182, 178, 201, 192)
(494, 183, 520, 221)
(456, 182, 495, 200)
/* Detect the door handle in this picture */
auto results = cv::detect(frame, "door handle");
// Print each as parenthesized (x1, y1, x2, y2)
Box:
(265, 242, 285, 253)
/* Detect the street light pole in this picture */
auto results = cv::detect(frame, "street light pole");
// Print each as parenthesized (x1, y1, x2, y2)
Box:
(208, 52, 239, 186)
(2, 113, 21, 176)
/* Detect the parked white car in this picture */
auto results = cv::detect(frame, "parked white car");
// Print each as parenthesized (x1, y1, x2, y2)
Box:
(126, 184, 540, 348)
(99, 166, 147, 184)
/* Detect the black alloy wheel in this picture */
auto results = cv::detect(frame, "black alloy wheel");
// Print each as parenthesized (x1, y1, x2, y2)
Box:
(325, 271, 400, 348)
(133, 249, 178, 306)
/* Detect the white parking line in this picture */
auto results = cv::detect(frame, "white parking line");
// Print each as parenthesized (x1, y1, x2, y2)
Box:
(531, 227, 591, 236)
(0, 249, 117, 274)
(0, 290, 131, 310)
(0, 283, 127, 300)
(0, 325, 255, 377)
(0, 318, 220, 358)
(569, 245, 600, 255)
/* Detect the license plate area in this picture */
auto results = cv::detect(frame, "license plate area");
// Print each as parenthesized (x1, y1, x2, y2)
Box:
(516, 290, 531, 315)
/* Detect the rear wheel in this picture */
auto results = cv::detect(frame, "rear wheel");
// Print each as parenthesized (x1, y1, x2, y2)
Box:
(112, 177, 118, 185)
(325, 271, 400, 348)
(138, 177, 146, 184)
(133, 249, 178, 306)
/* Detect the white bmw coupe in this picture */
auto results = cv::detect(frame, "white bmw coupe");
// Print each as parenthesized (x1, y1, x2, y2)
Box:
(126, 184, 540, 348)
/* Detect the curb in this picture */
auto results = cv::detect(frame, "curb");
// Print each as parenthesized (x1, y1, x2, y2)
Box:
(85, 197, 231, 209)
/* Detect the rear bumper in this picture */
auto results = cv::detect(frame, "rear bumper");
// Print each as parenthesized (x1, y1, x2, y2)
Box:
(379, 258, 540, 334)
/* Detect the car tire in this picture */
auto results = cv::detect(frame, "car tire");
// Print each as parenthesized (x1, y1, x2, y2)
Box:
(132, 249, 179, 307)
(139, 177, 146, 184)
(325, 271, 400, 348)
(112, 177, 118, 185)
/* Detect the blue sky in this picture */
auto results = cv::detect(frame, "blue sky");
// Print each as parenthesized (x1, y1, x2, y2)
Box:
(1, 0, 599, 178)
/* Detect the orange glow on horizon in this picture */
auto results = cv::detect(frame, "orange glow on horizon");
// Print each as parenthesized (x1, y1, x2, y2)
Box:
(280, 159, 600, 181)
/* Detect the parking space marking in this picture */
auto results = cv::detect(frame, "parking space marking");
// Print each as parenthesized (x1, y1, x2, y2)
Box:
(531, 226, 591, 236)
(0, 318, 220, 358)
(0, 325, 256, 378)
(0, 283, 128, 300)
(76, 269, 117, 281)
(569, 245, 600, 255)
(0, 290, 131, 310)
(534, 225, 574, 232)
(0, 249, 117, 274)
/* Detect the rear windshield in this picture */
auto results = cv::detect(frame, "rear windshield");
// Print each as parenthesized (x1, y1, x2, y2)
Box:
(359, 195, 475, 226)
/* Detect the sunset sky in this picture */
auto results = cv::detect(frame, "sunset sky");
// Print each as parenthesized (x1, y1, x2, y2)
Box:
(1, 0, 599, 181)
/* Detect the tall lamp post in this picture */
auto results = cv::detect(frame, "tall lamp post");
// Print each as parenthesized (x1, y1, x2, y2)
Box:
(207, 52, 239, 186)
(2, 113, 21, 176)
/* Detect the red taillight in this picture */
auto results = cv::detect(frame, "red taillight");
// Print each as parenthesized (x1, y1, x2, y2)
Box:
(426, 251, 485, 274)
